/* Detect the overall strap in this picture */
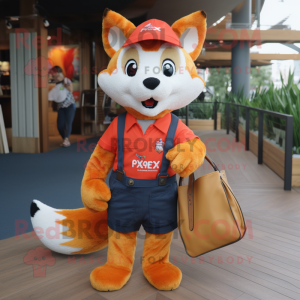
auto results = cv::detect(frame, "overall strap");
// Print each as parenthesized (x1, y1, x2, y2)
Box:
(117, 112, 127, 172)
(159, 113, 179, 177)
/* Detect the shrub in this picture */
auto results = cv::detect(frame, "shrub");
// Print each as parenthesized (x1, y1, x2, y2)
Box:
(226, 71, 300, 154)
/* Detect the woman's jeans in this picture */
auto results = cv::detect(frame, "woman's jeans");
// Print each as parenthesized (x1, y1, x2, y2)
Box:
(57, 104, 76, 139)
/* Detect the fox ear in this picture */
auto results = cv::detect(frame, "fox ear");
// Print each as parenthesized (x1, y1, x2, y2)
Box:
(171, 11, 207, 61)
(102, 9, 136, 58)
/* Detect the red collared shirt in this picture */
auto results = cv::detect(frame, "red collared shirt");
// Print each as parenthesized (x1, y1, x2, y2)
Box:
(98, 112, 198, 179)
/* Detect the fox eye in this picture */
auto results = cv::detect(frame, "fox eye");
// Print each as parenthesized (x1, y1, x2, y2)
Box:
(125, 59, 137, 77)
(162, 59, 175, 77)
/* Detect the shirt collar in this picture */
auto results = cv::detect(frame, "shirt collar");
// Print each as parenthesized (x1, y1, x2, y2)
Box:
(126, 113, 137, 132)
(126, 112, 171, 134)
(153, 113, 171, 134)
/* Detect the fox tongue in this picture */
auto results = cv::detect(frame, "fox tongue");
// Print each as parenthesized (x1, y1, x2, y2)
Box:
(144, 99, 155, 106)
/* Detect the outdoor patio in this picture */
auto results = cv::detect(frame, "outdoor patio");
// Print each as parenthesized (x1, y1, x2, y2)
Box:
(1, 130, 300, 300)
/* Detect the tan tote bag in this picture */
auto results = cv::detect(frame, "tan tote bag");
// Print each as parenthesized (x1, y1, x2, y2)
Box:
(177, 155, 247, 257)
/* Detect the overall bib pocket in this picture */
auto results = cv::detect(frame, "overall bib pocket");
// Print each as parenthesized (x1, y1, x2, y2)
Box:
(149, 182, 178, 227)
(108, 179, 137, 226)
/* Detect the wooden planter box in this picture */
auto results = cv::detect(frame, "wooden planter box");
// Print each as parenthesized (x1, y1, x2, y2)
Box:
(181, 112, 221, 130)
(239, 125, 300, 187)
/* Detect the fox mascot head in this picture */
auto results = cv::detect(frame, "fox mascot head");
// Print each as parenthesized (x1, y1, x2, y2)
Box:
(99, 8, 207, 119)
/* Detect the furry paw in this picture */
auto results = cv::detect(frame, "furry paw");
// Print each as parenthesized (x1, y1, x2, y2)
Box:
(81, 145, 115, 212)
(166, 138, 206, 177)
(143, 262, 182, 290)
(81, 179, 111, 212)
(90, 264, 132, 291)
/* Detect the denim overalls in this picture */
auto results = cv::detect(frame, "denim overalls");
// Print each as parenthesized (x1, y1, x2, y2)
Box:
(108, 112, 179, 234)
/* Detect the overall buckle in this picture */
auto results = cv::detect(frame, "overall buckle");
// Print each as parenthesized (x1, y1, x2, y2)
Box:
(116, 169, 124, 182)
(158, 174, 169, 186)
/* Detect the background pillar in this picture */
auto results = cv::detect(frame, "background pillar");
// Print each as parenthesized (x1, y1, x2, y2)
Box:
(231, 0, 251, 97)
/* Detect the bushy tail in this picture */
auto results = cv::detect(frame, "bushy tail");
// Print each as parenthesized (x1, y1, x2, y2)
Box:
(30, 200, 108, 255)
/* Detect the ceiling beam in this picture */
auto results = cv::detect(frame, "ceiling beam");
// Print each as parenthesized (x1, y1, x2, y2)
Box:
(206, 29, 300, 43)
(197, 52, 300, 61)
(196, 60, 271, 68)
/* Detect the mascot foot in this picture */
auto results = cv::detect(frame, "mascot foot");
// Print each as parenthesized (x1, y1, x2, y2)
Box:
(142, 231, 182, 290)
(90, 227, 138, 291)
(90, 264, 131, 291)
(143, 262, 182, 291)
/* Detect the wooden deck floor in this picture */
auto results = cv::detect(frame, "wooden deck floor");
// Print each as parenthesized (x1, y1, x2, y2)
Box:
(1, 130, 300, 300)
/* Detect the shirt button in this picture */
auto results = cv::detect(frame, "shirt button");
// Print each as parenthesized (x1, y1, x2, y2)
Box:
(128, 179, 134, 186)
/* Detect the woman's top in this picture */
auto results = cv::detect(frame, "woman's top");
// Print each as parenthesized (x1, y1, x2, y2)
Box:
(48, 78, 75, 109)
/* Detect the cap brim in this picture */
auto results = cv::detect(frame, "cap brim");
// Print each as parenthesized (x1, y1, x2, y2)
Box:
(123, 37, 182, 48)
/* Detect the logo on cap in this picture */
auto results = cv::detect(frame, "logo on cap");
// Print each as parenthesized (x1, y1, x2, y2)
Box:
(141, 23, 161, 32)
(123, 19, 182, 48)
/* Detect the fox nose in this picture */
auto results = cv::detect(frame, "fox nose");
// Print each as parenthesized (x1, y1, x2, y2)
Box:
(143, 77, 160, 90)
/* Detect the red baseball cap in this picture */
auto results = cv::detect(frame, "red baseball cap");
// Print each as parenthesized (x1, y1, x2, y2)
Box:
(123, 19, 182, 48)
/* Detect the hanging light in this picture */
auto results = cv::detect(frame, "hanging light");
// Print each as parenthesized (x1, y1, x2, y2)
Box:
(43, 18, 50, 27)
(5, 20, 12, 29)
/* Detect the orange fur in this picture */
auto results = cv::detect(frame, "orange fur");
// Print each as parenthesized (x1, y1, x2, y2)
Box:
(102, 9, 136, 58)
(171, 11, 207, 61)
(166, 138, 206, 177)
(90, 227, 138, 291)
(99, 40, 174, 76)
(81, 144, 115, 212)
(182, 48, 205, 84)
(100, 48, 121, 75)
(55, 208, 108, 254)
(100, 46, 206, 84)
(143, 231, 182, 290)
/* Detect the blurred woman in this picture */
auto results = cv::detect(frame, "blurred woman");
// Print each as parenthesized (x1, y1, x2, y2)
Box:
(48, 66, 76, 147)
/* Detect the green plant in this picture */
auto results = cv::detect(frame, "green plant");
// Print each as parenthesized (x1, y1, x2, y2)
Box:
(189, 102, 214, 119)
(226, 71, 300, 154)
(206, 68, 231, 101)
(180, 70, 300, 154)
(205, 66, 272, 101)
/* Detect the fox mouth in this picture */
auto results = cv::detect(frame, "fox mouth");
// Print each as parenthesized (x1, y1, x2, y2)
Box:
(142, 98, 158, 109)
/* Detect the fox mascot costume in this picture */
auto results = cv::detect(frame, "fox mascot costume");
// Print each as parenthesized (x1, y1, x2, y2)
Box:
(31, 9, 207, 291)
